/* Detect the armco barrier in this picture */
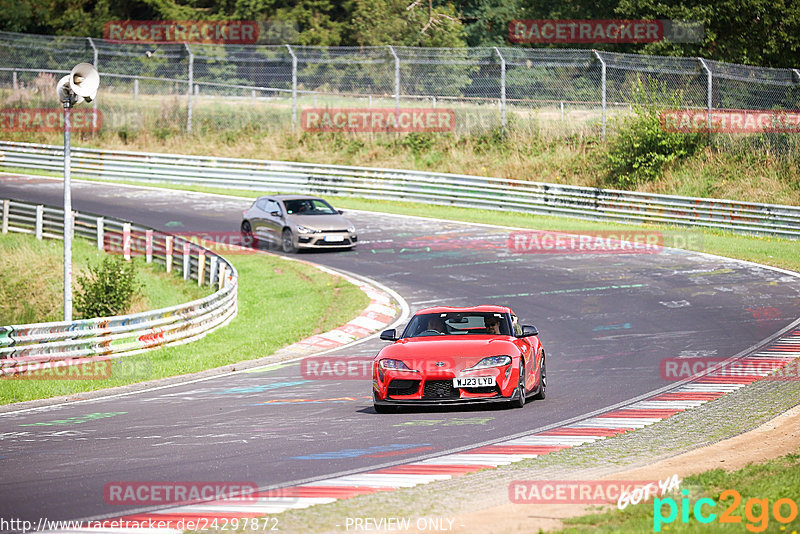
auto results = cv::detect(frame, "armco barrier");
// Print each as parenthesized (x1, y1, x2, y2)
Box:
(0, 198, 238, 375)
(1, 141, 799, 238)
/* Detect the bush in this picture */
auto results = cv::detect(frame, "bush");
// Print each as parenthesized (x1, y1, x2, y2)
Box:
(75, 257, 141, 319)
(605, 79, 707, 188)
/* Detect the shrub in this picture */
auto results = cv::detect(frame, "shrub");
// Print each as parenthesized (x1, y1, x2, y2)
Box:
(75, 257, 141, 319)
(605, 79, 707, 188)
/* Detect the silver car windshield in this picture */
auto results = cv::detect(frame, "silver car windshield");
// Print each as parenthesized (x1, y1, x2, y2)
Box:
(403, 312, 511, 338)
(284, 199, 337, 215)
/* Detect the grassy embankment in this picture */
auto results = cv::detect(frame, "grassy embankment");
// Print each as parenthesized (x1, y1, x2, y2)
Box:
(0, 232, 369, 404)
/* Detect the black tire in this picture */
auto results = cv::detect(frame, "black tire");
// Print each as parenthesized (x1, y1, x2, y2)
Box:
(240, 221, 255, 248)
(531, 353, 547, 401)
(510, 359, 526, 408)
(281, 228, 298, 253)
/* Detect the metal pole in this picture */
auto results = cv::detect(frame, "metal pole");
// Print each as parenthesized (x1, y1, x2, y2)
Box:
(286, 45, 297, 128)
(388, 46, 400, 114)
(494, 47, 506, 131)
(185, 43, 193, 133)
(698, 58, 713, 145)
(63, 102, 73, 322)
(593, 50, 607, 141)
(793, 69, 800, 83)
(88, 37, 98, 128)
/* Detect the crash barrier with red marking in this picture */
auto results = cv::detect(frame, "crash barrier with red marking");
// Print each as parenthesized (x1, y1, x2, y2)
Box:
(1, 141, 799, 239)
(0, 198, 238, 375)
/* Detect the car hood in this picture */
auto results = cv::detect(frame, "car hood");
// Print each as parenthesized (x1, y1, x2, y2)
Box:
(287, 214, 351, 231)
(377, 336, 520, 372)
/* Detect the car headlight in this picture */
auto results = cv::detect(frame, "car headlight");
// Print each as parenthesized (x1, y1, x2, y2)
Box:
(347, 225, 356, 233)
(379, 359, 415, 371)
(296, 225, 319, 234)
(467, 355, 512, 369)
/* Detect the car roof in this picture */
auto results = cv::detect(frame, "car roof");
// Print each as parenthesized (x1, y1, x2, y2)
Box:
(415, 305, 512, 315)
(260, 194, 326, 202)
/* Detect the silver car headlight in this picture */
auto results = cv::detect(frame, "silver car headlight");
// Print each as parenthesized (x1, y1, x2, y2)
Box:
(296, 225, 319, 234)
(467, 355, 512, 369)
(347, 225, 356, 233)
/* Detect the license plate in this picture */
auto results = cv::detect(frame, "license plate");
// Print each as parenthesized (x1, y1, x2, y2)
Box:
(324, 235, 345, 242)
(453, 376, 496, 388)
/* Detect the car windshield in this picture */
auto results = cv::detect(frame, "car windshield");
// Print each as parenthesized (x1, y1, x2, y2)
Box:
(403, 312, 511, 338)
(284, 198, 337, 215)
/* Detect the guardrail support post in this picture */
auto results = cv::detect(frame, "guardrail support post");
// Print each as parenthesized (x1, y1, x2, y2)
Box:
(183, 241, 190, 280)
(35, 205, 43, 240)
(286, 45, 297, 129)
(209, 255, 218, 287)
(1, 200, 8, 233)
(165, 236, 173, 273)
(388, 45, 400, 114)
(123, 223, 131, 261)
(185, 43, 194, 133)
(494, 47, 507, 132)
(698, 58, 713, 145)
(218, 264, 227, 290)
(88, 37, 98, 126)
(96, 217, 104, 250)
(593, 50, 607, 141)
(145, 229, 153, 263)
(197, 250, 205, 285)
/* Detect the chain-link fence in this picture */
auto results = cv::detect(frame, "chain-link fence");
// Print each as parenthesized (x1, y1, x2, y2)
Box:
(1, 30, 799, 141)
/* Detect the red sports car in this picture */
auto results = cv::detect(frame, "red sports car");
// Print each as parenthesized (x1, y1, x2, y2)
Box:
(373, 305, 546, 412)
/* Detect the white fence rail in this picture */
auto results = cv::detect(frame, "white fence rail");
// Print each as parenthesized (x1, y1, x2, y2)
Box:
(1, 141, 799, 238)
(0, 198, 238, 375)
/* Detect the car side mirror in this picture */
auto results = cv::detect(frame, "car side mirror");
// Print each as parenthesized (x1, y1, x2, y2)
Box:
(270, 211, 281, 217)
(380, 329, 397, 341)
(337, 209, 344, 215)
(520, 325, 538, 337)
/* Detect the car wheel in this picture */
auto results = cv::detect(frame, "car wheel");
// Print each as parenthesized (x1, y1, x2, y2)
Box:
(532, 353, 547, 401)
(281, 228, 298, 253)
(240, 221, 256, 248)
(510, 359, 526, 408)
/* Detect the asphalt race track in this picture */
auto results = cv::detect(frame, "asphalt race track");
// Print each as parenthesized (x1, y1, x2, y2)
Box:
(2, 175, 799, 525)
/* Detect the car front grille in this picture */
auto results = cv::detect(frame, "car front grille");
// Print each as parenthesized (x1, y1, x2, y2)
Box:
(422, 380, 460, 400)
(387, 379, 419, 396)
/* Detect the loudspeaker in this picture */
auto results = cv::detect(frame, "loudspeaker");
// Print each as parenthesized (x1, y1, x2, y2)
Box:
(69, 63, 99, 103)
(56, 74, 73, 103)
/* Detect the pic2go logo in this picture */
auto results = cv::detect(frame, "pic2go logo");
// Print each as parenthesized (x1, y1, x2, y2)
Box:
(654, 489, 799, 532)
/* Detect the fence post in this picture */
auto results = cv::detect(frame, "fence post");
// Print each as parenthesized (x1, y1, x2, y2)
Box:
(1, 199, 8, 233)
(165, 236, 173, 273)
(12, 71, 18, 90)
(793, 69, 800, 83)
(134, 78, 139, 100)
(388, 45, 400, 114)
(145, 229, 153, 263)
(698, 58, 713, 145)
(493, 47, 507, 132)
(286, 44, 297, 128)
(123, 222, 131, 260)
(35, 205, 43, 239)
(185, 43, 194, 133)
(183, 241, 190, 280)
(88, 37, 98, 127)
(209, 255, 218, 287)
(593, 50, 607, 141)
(96, 217, 104, 250)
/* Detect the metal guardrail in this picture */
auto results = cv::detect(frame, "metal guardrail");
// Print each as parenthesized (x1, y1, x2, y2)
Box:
(0, 197, 238, 375)
(1, 141, 799, 238)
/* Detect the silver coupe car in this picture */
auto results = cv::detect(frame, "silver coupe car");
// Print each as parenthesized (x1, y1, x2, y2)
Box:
(241, 195, 357, 253)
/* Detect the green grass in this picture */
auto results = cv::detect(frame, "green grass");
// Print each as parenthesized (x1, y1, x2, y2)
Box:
(0, 232, 211, 325)
(0, 238, 370, 404)
(559, 450, 800, 533)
